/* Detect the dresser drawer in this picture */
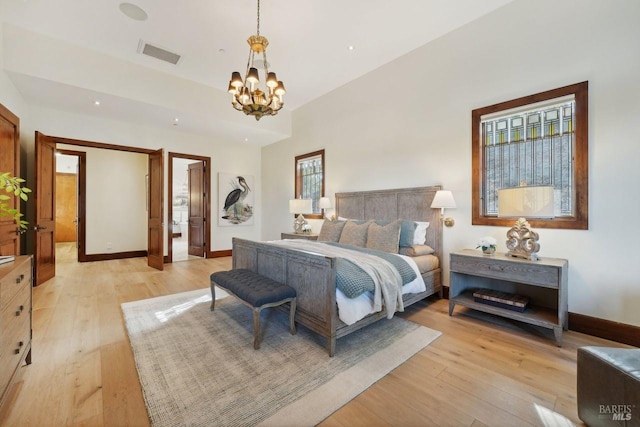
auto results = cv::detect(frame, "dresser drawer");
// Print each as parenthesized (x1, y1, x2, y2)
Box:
(0, 258, 31, 313)
(0, 284, 31, 394)
(450, 254, 559, 288)
(1, 279, 31, 349)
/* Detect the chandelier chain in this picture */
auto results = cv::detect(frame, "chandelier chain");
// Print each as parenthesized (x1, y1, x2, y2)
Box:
(256, 0, 260, 36)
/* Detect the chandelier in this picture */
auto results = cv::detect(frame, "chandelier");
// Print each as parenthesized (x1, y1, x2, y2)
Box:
(228, 0, 286, 121)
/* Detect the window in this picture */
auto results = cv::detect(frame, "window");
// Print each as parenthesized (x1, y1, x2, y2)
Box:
(472, 82, 588, 230)
(295, 149, 324, 219)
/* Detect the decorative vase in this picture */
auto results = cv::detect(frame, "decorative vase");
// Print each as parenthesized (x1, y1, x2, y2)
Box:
(482, 246, 496, 256)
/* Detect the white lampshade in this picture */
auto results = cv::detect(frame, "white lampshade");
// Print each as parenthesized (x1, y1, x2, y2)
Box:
(318, 197, 332, 209)
(289, 198, 313, 214)
(498, 185, 554, 218)
(430, 190, 456, 209)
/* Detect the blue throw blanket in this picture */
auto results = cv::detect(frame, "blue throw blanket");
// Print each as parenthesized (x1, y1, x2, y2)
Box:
(327, 243, 417, 298)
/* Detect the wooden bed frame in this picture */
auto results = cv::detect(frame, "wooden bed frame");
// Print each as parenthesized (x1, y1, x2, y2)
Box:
(232, 185, 443, 356)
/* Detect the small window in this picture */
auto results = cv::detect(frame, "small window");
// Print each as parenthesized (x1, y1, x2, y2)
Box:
(472, 82, 588, 230)
(295, 149, 324, 219)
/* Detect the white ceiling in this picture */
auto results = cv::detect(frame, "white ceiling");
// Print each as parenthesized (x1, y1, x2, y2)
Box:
(1, 0, 514, 145)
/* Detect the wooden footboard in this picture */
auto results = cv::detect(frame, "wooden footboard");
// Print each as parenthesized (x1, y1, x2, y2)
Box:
(232, 237, 441, 356)
(232, 237, 340, 354)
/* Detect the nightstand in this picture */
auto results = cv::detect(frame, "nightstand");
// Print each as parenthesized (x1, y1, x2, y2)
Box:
(280, 232, 318, 240)
(449, 249, 568, 346)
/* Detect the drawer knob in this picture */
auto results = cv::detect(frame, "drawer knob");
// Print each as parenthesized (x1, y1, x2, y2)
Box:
(19, 305, 24, 312)
(19, 341, 24, 347)
(14, 348, 20, 355)
(15, 310, 21, 316)
(16, 276, 22, 284)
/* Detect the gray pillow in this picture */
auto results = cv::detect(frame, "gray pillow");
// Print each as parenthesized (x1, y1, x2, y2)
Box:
(318, 220, 347, 242)
(339, 220, 371, 247)
(366, 220, 402, 253)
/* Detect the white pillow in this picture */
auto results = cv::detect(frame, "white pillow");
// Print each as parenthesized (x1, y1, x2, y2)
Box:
(413, 221, 430, 245)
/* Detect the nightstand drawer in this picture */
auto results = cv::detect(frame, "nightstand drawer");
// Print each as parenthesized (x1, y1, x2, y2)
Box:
(281, 233, 318, 240)
(450, 253, 559, 288)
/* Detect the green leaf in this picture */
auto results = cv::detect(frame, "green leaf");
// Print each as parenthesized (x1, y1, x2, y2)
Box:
(0, 195, 9, 201)
(22, 188, 32, 193)
(20, 193, 28, 201)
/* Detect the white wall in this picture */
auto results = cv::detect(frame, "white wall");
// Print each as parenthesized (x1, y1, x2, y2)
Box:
(57, 144, 148, 254)
(27, 106, 262, 254)
(262, 0, 640, 326)
(0, 22, 27, 120)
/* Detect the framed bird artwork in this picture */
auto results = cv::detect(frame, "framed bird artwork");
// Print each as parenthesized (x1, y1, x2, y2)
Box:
(218, 173, 255, 226)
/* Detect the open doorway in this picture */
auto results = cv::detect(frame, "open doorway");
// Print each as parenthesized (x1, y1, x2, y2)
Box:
(54, 150, 83, 263)
(168, 153, 211, 262)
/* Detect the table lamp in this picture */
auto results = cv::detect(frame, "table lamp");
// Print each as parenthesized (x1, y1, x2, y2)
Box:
(498, 184, 554, 261)
(289, 198, 313, 233)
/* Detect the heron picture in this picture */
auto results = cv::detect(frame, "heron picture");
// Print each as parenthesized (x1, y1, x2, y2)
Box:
(218, 173, 254, 226)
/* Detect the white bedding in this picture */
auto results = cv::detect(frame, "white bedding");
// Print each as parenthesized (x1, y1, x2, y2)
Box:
(336, 253, 426, 325)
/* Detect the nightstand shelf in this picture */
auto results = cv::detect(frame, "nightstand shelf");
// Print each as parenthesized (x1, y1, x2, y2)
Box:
(449, 249, 568, 346)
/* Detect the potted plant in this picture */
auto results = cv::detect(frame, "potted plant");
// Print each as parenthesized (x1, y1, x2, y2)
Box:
(0, 172, 30, 229)
(476, 236, 497, 255)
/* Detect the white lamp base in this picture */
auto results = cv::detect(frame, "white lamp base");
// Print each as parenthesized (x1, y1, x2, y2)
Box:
(293, 214, 307, 234)
(505, 218, 541, 261)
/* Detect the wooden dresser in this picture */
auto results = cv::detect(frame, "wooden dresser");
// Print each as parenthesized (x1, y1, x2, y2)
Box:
(0, 256, 32, 407)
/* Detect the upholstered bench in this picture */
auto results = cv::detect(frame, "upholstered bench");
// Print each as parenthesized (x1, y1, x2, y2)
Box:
(210, 269, 297, 350)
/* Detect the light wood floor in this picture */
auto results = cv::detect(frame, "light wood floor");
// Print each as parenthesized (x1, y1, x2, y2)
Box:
(0, 243, 619, 426)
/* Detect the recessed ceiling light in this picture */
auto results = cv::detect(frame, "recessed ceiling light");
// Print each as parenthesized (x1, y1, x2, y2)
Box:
(94, 100, 101, 106)
(119, 3, 148, 21)
(218, 48, 226, 54)
(348, 45, 355, 51)
(244, 138, 249, 142)
(173, 118, 179, 126)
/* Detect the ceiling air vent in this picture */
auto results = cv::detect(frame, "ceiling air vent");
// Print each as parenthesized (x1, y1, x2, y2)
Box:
(138, 40, 181, 65)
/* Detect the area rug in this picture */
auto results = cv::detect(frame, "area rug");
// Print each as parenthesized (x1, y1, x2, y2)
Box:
(122, 288, 441, 427)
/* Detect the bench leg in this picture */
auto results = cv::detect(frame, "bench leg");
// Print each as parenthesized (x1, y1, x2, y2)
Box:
(210, 283, 216, 311)
(253, 308, 262, 350)
(289, 299, 297, 335)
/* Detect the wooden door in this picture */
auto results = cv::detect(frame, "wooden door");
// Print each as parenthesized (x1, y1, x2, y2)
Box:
(188, 161, 205, 257)
(0, 103, 20, 256)
(35, 131, 56, 285)
(147, 149, 164, 270)
(55, 173, 77, 242)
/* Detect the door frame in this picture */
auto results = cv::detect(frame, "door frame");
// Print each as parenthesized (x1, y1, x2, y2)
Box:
(167, 152, 211, 263)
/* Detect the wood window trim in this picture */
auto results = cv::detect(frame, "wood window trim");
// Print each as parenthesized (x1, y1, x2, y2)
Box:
(471, 81, 588, 230)
(294, 149, 325, 220)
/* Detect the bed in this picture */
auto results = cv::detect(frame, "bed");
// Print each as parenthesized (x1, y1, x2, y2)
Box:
(231, 185, 443, 356)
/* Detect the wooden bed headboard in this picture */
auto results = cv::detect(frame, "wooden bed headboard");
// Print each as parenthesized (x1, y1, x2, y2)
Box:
(335, 185, 443, 261)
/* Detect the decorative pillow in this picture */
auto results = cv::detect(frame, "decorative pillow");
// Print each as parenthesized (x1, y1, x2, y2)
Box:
(413, 221, 430, 245)
(398, 244, 435, 257)
(366, 220, 402, 253)
(399, 220, 417, 247)
(339, 220, 372, 247)
(318, 219, 347, 242)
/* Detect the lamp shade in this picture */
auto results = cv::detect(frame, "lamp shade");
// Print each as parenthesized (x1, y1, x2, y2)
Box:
(318, 197, 332, 209)
(498, 185, 554, 218)
(430, 190, 456, 209)
(289, 199, 313, 214)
